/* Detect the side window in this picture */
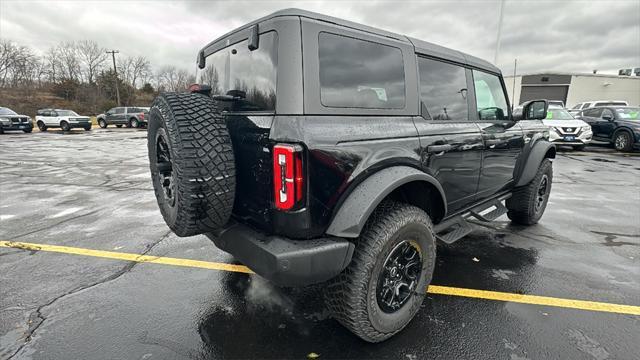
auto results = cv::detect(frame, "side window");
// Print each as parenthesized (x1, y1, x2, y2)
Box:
(571, 103, 582, 110)
(318, 32, 405, 109)
(601, 109, 614, 119)
(114, 108, 125, 114)
(417, 57, 468, 120)
(199, 31, 278, 111)
(583, 108, 602, 117)
(472, 70, 509, 120)
(582, 103, 592, 109)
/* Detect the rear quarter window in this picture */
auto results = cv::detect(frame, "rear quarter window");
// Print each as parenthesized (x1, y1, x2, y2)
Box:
(318, 32, 405, 109)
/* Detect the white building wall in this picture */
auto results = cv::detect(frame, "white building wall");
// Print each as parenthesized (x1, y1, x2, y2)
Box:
(566, 75, 640, 108)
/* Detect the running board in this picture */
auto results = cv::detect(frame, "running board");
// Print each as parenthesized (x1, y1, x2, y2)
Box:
(468, 200, 508, 222)
(434, 195, 511, 244)
(434, 216, 474, 244)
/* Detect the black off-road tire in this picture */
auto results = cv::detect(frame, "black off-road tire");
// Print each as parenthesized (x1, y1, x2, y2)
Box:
(60, 121, 70, 132)
(506, 158, 553, 225)
(37, 121, 47, 131)
(148, 92, 236, 237)
(613, 131, 633, 152)
(84, 125, 92, 131)
(98, 119, 107, 128)
(326, 201, 436, 343)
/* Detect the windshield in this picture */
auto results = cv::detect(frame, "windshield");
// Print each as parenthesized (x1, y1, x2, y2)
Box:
(614, 108, 639, 120)
(56, 110, 79, 116)
(546, 108, 574, 120)
(0, 107, 18, 115)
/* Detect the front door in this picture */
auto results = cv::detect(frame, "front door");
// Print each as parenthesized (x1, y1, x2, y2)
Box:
(414, 57, 483, 213)
(579, 108, 604, 139)
(595, 108, 617, 139)
(472, 69, 524, 198)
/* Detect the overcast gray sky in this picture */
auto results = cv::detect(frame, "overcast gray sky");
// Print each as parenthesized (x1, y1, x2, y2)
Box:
(1, 0, 639, 75)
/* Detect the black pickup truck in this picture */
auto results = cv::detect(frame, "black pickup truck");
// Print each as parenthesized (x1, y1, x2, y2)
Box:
(147, 9, 554, 342)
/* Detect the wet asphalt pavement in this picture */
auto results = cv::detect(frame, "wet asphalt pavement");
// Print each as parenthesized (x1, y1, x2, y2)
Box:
(1, 129, 639, 360)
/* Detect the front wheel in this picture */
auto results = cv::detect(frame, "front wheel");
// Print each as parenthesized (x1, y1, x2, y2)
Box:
(613, 131, 633, 152)
(129, 118, 139, 128)
(98, 119, 107, 128)
(326, 201, 436, 343)
(506, 158, 553, 225)
(60, 121, 70, 132)
(84, 125, 92, 131)
(23, 128, 32, 133)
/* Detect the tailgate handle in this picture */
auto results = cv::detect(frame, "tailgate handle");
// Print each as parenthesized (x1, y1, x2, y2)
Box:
(427, 144, 452, 153)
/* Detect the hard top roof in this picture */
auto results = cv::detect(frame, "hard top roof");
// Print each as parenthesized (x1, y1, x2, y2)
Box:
(201, 8, 499, 74)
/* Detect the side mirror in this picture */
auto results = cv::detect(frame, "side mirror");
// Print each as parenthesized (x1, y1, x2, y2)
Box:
(521, 99, 549, 120)
(197, 51, 206, 69)
(602, 114, 613, 121)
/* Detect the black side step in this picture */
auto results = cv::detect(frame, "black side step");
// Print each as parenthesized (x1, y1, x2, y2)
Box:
(469, 200, 508, 222)
(434, 216, 474, 244)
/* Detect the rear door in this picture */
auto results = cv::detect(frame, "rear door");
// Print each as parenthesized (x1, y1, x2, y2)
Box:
(472, 69, 524, 198)
(413, 56, 483, 213)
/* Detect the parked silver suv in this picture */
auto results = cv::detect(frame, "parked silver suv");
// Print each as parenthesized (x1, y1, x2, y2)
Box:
(97, 107, 149, 128)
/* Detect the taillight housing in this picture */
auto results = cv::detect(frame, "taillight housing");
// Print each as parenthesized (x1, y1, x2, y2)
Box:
(273, 144, 304, 211)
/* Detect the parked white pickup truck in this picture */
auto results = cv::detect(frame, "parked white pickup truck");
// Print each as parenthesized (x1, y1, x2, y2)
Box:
(35, 109, 92, 132)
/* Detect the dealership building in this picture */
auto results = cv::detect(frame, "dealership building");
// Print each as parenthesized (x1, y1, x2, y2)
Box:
(503, 73, 640, 108)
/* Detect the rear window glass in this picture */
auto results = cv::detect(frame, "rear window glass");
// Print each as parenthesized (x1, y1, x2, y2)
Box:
(596, 102, 627, 107)
(199, 31, 278, 111)
(418, 57, 468, 120)
(318, 32, 405, 109)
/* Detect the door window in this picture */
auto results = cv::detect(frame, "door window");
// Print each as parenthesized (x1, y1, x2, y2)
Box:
(583, 108, 602, 117)
(114, 108, 125, 114)
(318, 32, 405, 109)
(417, 57, 468, 120)
(601, 109, 614, 119)
(581, 103, 592, 109)
(473, 70, 509, 120)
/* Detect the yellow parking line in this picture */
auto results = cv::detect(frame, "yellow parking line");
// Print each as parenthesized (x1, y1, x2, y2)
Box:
(1, 240, 639, 316)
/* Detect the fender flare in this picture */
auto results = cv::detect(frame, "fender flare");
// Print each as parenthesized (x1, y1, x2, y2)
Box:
(325, 166, 446, 238)
(515, 139, 556, 187)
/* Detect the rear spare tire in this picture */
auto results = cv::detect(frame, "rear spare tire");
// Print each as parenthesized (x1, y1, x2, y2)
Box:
(148, 92, 236, 237)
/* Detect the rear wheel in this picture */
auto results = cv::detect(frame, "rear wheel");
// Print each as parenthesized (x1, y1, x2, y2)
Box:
(37, 121, 47, 131)
(613, 131, 633, 152)
(60, 121, 70, 132)
(326, 201, 436, 343)
(148, 92, 236, 237)
(98, 119, 107, 128)
(506, 159, 553, 225)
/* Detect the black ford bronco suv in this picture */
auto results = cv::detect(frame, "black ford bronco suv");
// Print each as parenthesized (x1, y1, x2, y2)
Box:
(147, 9, 554, 342)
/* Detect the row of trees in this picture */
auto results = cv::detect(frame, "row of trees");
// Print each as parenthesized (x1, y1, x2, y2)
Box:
(0, 38, 196, 114)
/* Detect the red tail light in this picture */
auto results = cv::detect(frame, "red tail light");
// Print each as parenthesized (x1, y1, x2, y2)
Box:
(139, 113, 144, 120)
(273, 144, 304, 210)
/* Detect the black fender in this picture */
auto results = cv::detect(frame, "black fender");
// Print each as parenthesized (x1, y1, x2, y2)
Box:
(514, 137, 556, 187)
(325, 166, 446, 238)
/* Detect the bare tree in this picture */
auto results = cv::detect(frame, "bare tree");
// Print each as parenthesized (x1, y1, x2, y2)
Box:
(57, 41, 80, 81)
(77, 40, 107, 84)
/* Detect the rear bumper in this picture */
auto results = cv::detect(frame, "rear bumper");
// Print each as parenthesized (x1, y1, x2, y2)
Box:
(209, 221, 354, 287)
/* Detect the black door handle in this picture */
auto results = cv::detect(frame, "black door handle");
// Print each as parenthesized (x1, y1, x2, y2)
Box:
(427, 144, 452, 153)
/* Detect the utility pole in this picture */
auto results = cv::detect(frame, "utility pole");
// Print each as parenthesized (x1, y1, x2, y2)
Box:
(494, 0, 505, 65)
(511, 58, 517, 111)
(106, 50, 121, 106)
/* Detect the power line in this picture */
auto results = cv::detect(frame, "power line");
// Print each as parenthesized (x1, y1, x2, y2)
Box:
(106, 50, 121, 106)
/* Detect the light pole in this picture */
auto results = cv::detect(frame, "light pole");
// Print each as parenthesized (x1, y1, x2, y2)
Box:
(106, 50, 121, 106)
(494, 0, 505, 65)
